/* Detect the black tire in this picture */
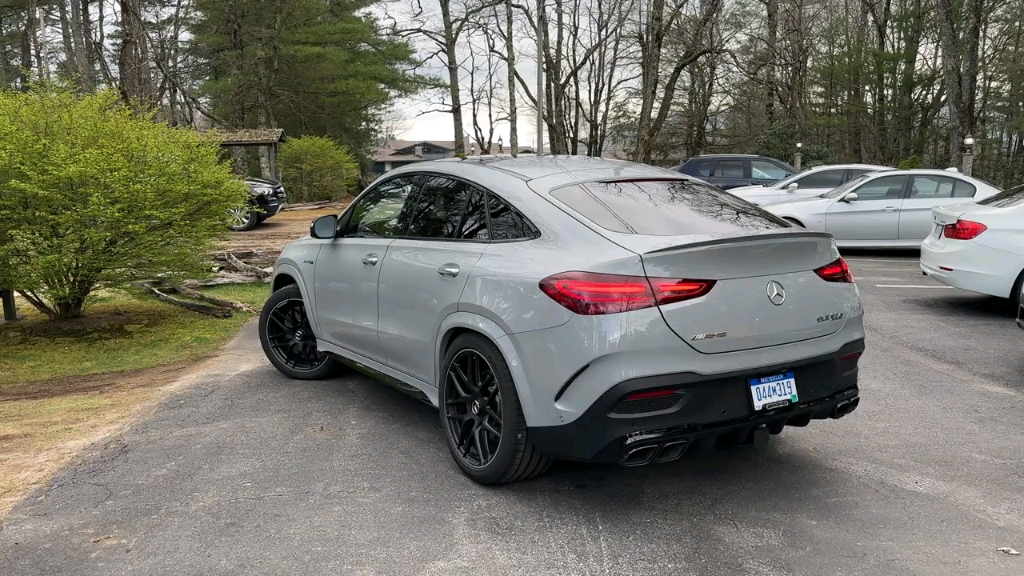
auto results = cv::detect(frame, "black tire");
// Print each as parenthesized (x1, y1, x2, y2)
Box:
(228, 206, 259, 231)
(1011, 269, 1024, 311)
(439, 333, 552, 485)
(259, 285, 340, 380)
(783, 217, 805, 228)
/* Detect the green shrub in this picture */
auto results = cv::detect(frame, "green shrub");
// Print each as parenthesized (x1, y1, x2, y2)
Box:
(278, 136, 360, 203)
(0, 88, 249, 320)
(898, 155, 923, 170)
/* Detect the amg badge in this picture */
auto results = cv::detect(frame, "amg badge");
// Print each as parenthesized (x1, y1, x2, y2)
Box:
(691, 331, 727, 341)
(817, 312, 845, 323)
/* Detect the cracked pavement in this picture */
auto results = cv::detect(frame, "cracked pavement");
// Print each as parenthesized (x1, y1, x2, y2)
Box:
(2, 256, 1024, 575)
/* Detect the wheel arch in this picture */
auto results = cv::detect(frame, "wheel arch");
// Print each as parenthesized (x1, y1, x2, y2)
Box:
(271, 264, 321, 337)
(435, 312, 539, 426)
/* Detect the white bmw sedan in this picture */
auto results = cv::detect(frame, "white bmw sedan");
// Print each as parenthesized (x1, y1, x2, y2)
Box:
(921, 184, 1024, 310)
(764, 169, 1002, 248)
(728, 164, 891, 205)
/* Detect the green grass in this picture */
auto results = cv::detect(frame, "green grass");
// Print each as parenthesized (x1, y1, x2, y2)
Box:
(0, 283, 269, 391)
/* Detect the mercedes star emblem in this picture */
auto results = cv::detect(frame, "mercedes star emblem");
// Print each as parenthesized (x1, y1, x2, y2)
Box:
(766, 281, 786, 306)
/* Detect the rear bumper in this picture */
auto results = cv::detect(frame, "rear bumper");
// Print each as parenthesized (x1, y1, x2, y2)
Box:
(920, 239, 1016, 298)
(528, 339, 864, 464)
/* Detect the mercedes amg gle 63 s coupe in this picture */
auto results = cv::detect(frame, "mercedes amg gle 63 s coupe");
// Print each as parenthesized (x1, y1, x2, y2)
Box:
(258, 156, 865, 484)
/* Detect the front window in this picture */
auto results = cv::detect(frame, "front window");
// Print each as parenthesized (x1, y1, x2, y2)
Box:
(847, 175, 909, 201)
(343, 176, 418, 237)
(795, 169, 845, 189)
(822, 174, 871, 198)
(550, 179, 790, 236)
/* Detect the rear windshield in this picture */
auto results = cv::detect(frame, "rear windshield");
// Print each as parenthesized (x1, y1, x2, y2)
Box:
(977, 185, 1023, 208)
(550, 179, 791, 236)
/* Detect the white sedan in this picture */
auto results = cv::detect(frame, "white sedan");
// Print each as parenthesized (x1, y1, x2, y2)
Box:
(729, 163, 891, 205)
(764, 169, 1002, 248)
(920, 184, 1024, 310)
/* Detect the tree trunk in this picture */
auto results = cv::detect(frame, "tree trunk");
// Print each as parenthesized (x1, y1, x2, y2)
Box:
(505, 0, 518, 156)
(764, 0, 778, 125)
(70, 0, 93, 90)
(20, 0, 37, 87)
(440, 0, 465, 156)
(118, 0, 154, 106)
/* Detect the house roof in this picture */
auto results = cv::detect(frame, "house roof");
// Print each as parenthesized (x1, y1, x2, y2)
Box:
(214, 128, 286, 146)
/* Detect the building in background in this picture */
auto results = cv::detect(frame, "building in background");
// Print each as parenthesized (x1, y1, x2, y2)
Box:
(371, 139, 536, 175)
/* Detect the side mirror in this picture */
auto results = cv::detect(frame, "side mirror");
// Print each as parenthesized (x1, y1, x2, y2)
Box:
(841, 192, 859, 203)
(310, 215, 338, 239)
(786, 182, 799, 191)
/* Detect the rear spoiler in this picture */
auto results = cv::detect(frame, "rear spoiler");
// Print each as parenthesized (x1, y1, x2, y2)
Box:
(645, 231, 833, 255)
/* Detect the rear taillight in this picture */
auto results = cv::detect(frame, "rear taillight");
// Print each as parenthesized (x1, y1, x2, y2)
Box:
(943, 220, 987, 240)
(538, 271, 715, 315)
(814, 258, 854, 283)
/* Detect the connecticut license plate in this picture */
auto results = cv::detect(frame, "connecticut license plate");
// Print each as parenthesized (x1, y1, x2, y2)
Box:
(933, 222, 943, 238)
(749, 372, 798, 411)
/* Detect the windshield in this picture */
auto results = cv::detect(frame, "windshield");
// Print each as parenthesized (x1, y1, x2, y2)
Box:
(977, 184, 1024, 208)
(821, 174, 870, 198)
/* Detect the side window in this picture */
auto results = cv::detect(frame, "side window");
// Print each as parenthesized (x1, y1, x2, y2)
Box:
(909, 176, 956, 199)
(750, 160, 789, 180)
(953, 180, 977, 198)
(852, 175, 908, 201)
(845, 168, 875, 181)
(344, 176, 418, 237)
(405, 176, 471, 239)
(713, 160, 745, 178)
(457, 188, 490, 240)
(488, 193, 537, 240)
(683, 159, 713, 177)
(797, 169, 845, 189)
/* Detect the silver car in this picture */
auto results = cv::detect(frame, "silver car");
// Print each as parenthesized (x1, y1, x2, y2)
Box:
(729, 164, 892, 205)
(259, 156, 865, 484)
(764, 169, 1002, 248)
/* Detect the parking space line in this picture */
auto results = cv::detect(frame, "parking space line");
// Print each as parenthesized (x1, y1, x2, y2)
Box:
(874, 284, 953, 289)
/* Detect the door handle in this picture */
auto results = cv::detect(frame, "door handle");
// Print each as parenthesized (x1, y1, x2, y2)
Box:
(361, 253, 379, 266)
(437, 264, 460, 278)
(883, 206, 898, 212)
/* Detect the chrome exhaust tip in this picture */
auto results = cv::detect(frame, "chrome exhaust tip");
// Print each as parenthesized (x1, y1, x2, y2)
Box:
(620, 445, 659, 466)
(831, 400, 850, 419)
(653, 440, 689, 463)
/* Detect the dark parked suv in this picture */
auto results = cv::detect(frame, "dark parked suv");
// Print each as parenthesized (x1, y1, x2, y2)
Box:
(677, 155, 796, 190)
(229, 178, 287, 231)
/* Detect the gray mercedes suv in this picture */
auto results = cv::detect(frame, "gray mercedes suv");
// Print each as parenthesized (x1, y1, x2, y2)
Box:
(259, 156, 865, 484)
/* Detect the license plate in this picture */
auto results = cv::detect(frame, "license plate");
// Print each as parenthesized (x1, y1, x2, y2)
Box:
(933, 223, 943, 238)
(749, 372, 798, 411)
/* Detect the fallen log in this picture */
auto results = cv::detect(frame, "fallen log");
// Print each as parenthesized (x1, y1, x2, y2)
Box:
(172, 284, 259, 314)
(132, 281, 232, 318)
(183, 274, 271, 287)
(283, 200, 337, 211)
(223, 252, 272, 279)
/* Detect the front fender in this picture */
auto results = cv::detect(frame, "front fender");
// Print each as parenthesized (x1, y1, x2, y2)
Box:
(434, 312, 539, 426)
(274, 260, 321, 337)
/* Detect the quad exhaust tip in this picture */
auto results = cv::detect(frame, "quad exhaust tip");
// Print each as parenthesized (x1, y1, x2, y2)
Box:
(831, 397, 860, 419)
(620, 440, 690, 466)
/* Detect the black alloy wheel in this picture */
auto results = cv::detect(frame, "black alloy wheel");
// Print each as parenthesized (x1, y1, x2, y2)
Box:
(444, 349, 503, 468)
(438, 333, 552, 484)
(259, 285, 340, 380)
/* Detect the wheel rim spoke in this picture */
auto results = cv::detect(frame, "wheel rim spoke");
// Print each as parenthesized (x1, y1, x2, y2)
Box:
(444, 349, 502, 468)
(263, 298, 327, 373)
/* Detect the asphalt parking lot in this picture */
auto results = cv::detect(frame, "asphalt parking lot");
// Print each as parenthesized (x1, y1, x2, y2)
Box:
(2, 254, 1023, 576)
